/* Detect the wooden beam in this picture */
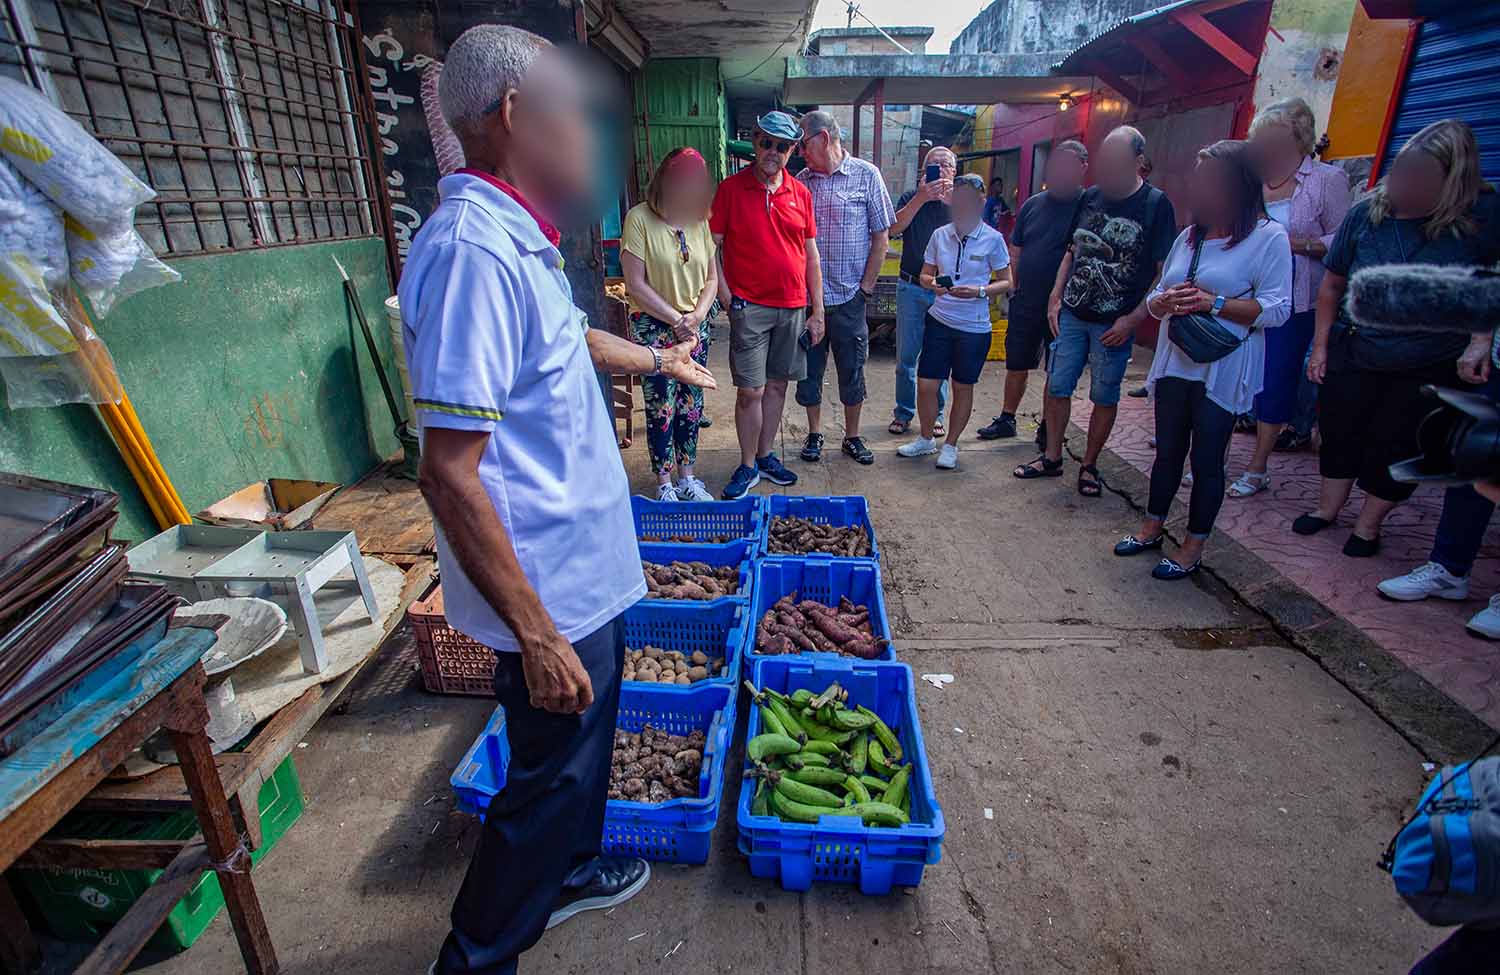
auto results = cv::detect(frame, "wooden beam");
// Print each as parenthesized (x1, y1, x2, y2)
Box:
(851, 77, 882, 109)
(18, 837, 190, 871)
(72, 844, 213, 975)
(1129, 32, 1193, 92)
(1087, 60, 1144, 104)
(871, 78, 885, 168)
(0, 878, 40, 975)
(1170, 9, 1259, 76)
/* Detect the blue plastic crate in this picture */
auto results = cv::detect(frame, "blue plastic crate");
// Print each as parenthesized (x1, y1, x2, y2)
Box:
(737, 657, 944, 893)
(622, 600, 750, 690)
(449, 683, 734, 865)
(639, 539, 753, 607)
(631, 495, 765, 547)
(748, 558, 895, 661)
(761, 496, 879, 561)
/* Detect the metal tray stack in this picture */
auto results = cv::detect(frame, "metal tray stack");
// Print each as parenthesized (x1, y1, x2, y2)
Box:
(0, 474, 179, 754)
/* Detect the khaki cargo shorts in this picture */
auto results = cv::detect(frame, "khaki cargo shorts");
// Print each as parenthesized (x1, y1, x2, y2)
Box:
(728, 297, 807, 389)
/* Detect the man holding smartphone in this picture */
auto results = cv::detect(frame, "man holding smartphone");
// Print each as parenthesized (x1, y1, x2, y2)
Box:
(710, 111, 823, 499)
(889, 146, 957, 435)
(794, 110, 894, 466)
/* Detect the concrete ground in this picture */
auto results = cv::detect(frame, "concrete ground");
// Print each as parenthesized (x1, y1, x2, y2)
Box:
(110, 332, 1450, 974)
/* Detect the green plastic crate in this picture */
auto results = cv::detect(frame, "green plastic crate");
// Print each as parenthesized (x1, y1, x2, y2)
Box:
(16, 755, 304, 953)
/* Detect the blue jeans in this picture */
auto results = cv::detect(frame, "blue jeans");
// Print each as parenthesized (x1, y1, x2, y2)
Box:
(894, 280, 947, 422)
(1046, 308, 1133, 406)
(1430, 369, 1500, 577)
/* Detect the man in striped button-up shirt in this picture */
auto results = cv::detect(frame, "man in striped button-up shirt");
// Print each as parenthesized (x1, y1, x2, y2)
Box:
(794, 109, 895, 465)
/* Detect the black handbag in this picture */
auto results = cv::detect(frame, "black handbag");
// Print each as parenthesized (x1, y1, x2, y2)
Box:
(1167, 236, 1253, 364)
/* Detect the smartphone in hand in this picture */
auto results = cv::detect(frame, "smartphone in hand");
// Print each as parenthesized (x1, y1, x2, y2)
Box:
(925, 164, 941, 183)
(936, 274, 954, 289)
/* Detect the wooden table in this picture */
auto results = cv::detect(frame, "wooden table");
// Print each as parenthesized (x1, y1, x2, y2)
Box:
(0, 627, 277, 975)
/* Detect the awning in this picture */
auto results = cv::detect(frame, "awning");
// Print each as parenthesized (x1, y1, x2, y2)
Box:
(784, 53, 1089, 107)
(1054, 0, 1271, 105)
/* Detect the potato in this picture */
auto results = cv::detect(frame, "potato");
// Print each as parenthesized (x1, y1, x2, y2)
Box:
(686, 665, 708, 681)
(643, 645, 663, 660)
(674, 673, 691, 685)
(689, 650, 708, 667)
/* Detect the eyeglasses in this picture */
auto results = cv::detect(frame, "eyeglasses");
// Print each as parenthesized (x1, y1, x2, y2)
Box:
(758, 137, 796, 154)
(673, 228, 690, 264)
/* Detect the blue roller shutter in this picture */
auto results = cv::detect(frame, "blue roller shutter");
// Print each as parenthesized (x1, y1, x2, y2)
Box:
(1381, 5, 1500, 184)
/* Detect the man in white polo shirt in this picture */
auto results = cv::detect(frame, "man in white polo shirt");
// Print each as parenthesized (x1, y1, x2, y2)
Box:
(399, 26, 714, 975)
(897, 174, 1011, 470)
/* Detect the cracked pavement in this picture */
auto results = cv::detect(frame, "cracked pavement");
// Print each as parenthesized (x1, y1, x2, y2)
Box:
(121, 337, 1445, 975)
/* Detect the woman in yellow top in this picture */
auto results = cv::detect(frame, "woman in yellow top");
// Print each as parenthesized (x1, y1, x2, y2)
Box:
(622, 147, 719, 501)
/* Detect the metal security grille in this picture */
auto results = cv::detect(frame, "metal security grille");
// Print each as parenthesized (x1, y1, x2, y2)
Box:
(0, 0, 383, 256)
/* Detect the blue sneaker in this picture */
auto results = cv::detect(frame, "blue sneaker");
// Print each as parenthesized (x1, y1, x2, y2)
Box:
(722, 464, 760, 500)
(755, 452, 798, 486)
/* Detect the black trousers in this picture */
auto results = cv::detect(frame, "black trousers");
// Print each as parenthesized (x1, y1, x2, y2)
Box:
(1149, 377, 1236, 537)
(1318, 341, 1457, 503)
(438, 614, 626, 975)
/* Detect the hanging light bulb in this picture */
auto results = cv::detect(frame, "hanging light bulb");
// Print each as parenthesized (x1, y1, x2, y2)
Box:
(1058, 93, 1073, 112)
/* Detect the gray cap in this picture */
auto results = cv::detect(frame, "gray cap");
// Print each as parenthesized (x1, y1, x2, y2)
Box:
(954, 173, 986, 193)
(755, 111, 801, 141)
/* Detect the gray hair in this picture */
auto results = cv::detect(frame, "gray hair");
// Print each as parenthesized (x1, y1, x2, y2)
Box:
(1106, 125, 1147, 158)
(801, 110, 842, 142)
(923, 145, 956, 167)
(438, 24, 550, 139)
(1055, 139, 1089, 165)
(1250, 96, 1318, 157)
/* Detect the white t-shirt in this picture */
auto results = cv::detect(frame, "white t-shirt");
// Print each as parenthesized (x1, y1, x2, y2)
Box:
(399, 173, 646, 651)
(923, 221, 1010, 333)
(1145, 220, 1293, 415)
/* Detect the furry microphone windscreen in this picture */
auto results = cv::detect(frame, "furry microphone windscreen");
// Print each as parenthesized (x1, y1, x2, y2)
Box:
(1347, 264, 1500, 334)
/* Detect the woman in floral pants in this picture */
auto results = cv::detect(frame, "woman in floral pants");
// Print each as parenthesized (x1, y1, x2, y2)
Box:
(621, 147, 719, 500)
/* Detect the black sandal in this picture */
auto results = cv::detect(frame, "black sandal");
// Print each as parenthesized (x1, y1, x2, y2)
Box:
(1078, 464, 1103, 498)
(1014, 455, 1063, 479)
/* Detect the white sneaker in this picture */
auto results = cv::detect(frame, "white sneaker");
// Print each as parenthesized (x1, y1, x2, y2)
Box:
(1378, 561, 1470, 602)
(936, 443, 959, 470)
(655, 482, 679, 502)
(897, 436, 939, 458)
(1467, 594, 1500, 640)
(676, 477, 714, 502)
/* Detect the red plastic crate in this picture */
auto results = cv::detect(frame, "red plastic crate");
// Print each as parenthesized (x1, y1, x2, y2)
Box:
(409, 582, 495, 696)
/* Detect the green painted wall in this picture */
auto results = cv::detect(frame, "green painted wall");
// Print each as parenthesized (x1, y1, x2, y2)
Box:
(0, 237, 400, 542)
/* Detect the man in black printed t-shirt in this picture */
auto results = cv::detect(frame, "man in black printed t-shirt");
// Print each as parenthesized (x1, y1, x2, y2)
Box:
(1014, 126, 1176, 498)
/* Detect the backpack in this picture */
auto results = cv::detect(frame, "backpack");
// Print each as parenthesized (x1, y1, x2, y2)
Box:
(1384, 755, 1500, 926)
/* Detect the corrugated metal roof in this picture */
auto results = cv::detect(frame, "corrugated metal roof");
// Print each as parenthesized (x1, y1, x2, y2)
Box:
(1053, 0, 1234, 73)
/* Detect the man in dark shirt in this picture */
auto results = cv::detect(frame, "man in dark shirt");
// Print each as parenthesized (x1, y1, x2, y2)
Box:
(978, 140, 1088, 441)
(888, 145, 956, 434)
(1015, 126, 1177, 497)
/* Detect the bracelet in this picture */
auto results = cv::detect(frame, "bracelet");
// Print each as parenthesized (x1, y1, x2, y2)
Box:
(649, 346, 662, 375)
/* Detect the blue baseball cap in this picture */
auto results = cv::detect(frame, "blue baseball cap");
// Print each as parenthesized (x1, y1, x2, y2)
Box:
(754, 111, 801, 142)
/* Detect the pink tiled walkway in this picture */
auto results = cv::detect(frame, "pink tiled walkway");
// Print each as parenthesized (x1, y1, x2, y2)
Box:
(1079, 367, 1500, 731)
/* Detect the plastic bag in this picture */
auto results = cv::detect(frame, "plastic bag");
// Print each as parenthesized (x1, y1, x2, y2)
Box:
(66, 216, 180, 317)
(0, 156, 66, 289)
(0, 287, 119, 408)
(0, 76, 154, 233)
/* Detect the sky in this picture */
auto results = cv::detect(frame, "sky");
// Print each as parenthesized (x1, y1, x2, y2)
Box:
(809, 0, 990, 55)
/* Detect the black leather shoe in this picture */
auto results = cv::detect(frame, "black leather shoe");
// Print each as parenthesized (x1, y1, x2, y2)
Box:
(977, 415, 1017, 440)
(1343, 533, 1381, 558)
(1292, 513, 1332, 536)
(547, 857, 650, 931)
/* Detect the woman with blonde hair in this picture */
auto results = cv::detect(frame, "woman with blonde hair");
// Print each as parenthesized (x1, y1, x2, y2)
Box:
(1296, 119, 1500, 555)
(621, 147, 719, 500)
(1229, 97, 1351, 496)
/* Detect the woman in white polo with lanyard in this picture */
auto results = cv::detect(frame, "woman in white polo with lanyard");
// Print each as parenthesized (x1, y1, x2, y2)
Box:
(896, 174, 1011, 470)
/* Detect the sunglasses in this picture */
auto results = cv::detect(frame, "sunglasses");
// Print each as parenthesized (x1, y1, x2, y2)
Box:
(673, 227, 690, 264)
(758, 137, 797, 154)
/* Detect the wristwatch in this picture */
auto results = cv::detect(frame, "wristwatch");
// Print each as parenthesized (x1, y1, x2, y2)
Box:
(1211, 294, 1227, 315)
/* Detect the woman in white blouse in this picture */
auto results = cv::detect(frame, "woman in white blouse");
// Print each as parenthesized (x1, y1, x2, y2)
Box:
(1114, 140, 1292, 579)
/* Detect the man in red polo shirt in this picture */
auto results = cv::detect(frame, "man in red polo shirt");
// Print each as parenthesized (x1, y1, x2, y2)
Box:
(710, 111, 824, 499)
